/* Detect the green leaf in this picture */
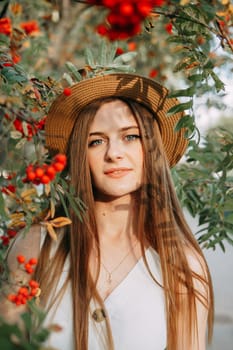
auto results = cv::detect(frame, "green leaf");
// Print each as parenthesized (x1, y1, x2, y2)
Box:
(27, 299, 47, 325)
(57, 190, 70, 218)
(167, 100, 193, 115)
(21, 311, 32, 333)
(63, 72, 74, 86)
(65, 62, 82, 82)
(113, 52, 137, 64)
(1, 67, 27, 84)
(66, 192, 83, 222)
(174, 115, 193, 132)
(84, 47, 95, 67)
(103, 65, 135, 73)
(32, 328, 50, 343)
(166, 35, 194, 45)
(188, 74, 204, 83)
(0, 192, 9, 221)
(168, 86, 195, 98)
(210, 71, 225, 92)
(99, 40, 108, 66)
(0, 320, 22, 349)
(107, 41, 118, 63)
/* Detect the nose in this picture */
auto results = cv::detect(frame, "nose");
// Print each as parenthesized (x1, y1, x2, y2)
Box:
(105, 139, 124, 161)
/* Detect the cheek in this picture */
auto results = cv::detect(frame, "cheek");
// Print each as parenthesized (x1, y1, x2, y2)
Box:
(88, 156, 101, 184)
(87, 151, 96, 171)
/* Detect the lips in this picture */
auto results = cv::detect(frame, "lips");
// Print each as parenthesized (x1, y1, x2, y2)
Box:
(104, 167, 132, 178)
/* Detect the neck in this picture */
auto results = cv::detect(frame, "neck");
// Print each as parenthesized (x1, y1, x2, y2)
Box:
(94, 194, 139, 244)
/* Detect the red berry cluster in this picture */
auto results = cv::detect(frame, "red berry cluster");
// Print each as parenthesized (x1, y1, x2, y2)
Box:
(8, 255, 40, 306)
(88, 0, 164, 40)
(13, 116, 46, 141)
(25, 154, 67, 185)
(17, 255, 38, 274)
(1, 184, 16, 195)
(0, 17, 12, 36)
(0, 229, 17, 247)
(20, 20, 39, 35)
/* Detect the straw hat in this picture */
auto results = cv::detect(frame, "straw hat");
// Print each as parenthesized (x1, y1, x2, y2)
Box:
(45, 73, 188, 167)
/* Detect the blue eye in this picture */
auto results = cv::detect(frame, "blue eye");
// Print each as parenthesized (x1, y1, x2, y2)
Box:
(125, 134, 141, 141)
(88, 139, 104, 147)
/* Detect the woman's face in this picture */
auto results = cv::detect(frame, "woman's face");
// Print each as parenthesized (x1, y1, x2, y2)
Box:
(87, 100, 144, 200)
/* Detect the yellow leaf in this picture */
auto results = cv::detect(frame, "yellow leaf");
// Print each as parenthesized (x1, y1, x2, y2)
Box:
(221, 0, 229, 5)
(45, 183, 51, 196)
(21, 188, 37, 202)
(46, 223, 58, 241)
(10, 212, 24, 221)
(42, 216, 72, 241)
(180, 0, 191, 5)
(49, 217, 72, 227)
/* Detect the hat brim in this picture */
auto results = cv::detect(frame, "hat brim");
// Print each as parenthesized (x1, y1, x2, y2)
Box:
(45, 73, 188, 167)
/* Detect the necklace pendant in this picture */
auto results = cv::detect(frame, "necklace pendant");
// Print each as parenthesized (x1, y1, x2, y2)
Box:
(107, 273, 112, 284)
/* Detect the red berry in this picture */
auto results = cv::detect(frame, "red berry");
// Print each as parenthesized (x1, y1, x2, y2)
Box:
(28, 258, 38, 266)
(13, 119, 23, 133)
(24, 263, 33, 274)
(1, 236, 10, 246)
(17, 255, 26, 264)
(149, 69, 158, 78)
(35, 167, 44, 178)
(137, 3, 152, 17)
(54, 154, 67, 165)
(41, 174, 50, 184)
(128, 42, 136, 51)
(102, 0, 116, 8)
(119, 3, 134, 16)
(7, 229, 17, 238)
(30, 288, 39, 296)
(3, 62, 13, 67)
(165, 22, 173, 35)
(27, 171, 36, 181)
(26, 164, 33, 173)
(18, 287, 29, 297)
(63, 88, 72, 96)
(1, 184, 16, 194)
(46, 165, 56, 179)
(12, 54, 21, 64)
(53, 162, 65, 172)
(21, 296, 27, 304)
(8, 294, 17, 302)
(26, 266, 33, 274)
(29, 280, 39, 288)
(97, 24, 108, 36)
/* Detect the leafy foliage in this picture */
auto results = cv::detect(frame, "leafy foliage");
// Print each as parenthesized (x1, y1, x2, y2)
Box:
(173, 128, 233, 251)
(0, 300, 58, 350)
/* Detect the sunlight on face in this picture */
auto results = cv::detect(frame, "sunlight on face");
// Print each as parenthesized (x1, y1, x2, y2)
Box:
(87, 100, 144, 200)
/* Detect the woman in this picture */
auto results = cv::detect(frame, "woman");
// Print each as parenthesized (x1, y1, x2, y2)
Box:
(3, 73, 213, 349)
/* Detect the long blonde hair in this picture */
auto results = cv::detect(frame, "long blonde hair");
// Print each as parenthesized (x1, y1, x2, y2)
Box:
(35, 97, 213, 350)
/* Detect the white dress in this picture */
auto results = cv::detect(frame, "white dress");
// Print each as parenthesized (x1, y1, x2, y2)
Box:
(44, 247, 167, 350)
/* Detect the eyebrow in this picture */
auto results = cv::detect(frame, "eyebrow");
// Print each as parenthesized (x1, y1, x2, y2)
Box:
(89, 126, 139, 137)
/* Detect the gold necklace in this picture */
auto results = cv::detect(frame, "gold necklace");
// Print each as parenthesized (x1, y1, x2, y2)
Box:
(100, 240, 139, 284)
